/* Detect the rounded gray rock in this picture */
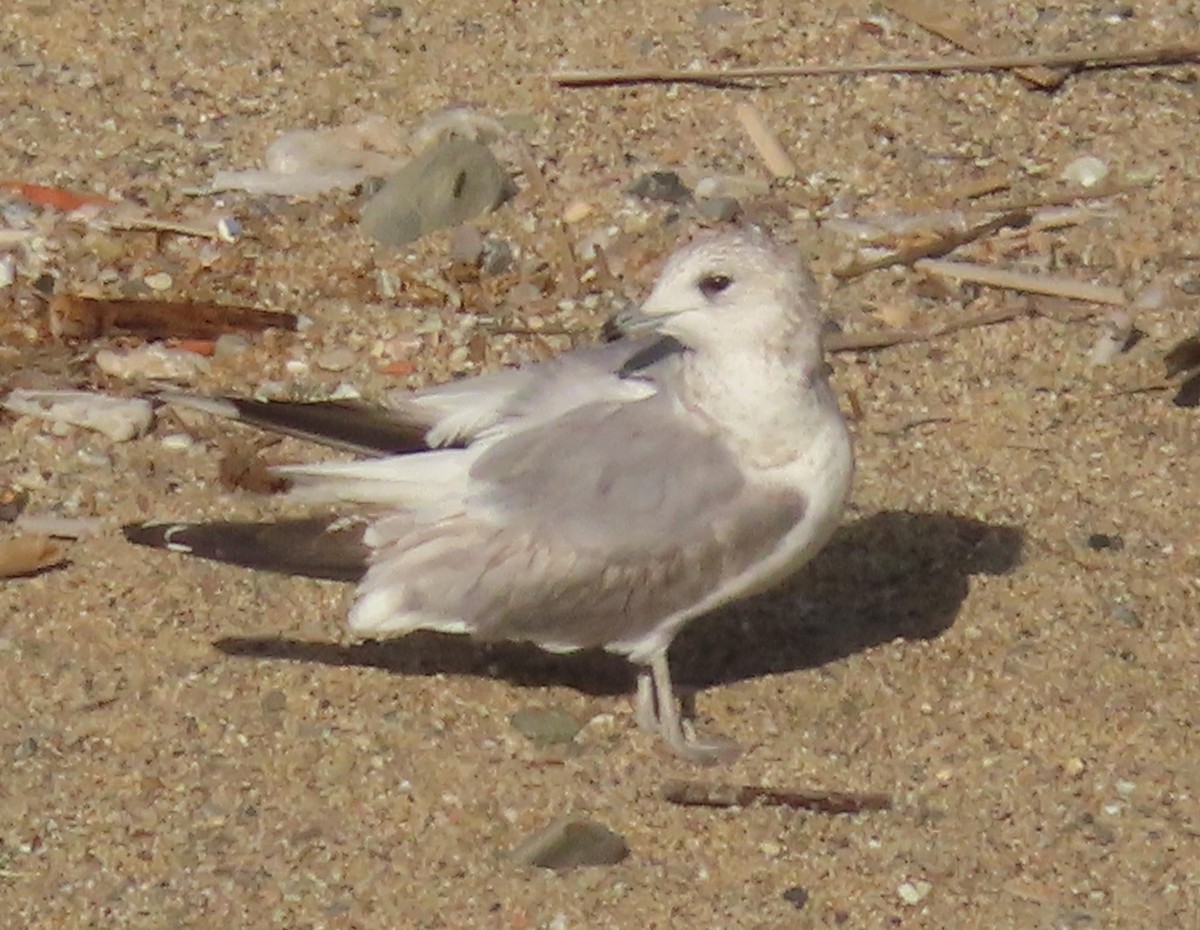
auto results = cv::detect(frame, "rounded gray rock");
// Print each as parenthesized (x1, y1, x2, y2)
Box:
(360, 139, 515, 247)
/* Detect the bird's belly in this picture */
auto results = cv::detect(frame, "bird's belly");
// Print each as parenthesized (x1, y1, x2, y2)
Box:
(620, 411, 854, 662)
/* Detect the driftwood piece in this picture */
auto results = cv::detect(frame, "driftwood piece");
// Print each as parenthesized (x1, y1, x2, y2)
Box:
(48, 295, 298, 341)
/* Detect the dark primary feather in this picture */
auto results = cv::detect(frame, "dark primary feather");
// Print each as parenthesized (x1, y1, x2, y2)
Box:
(124, 516, 369, 582)
(221, 398, 437, 456)
(618, 336, 687, 379)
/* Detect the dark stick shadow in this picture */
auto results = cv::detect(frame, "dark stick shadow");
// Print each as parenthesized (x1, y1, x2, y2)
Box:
(214, 511, 1023, 696)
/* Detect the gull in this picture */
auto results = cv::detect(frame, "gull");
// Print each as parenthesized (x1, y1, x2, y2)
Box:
(125, 231, 854, 763)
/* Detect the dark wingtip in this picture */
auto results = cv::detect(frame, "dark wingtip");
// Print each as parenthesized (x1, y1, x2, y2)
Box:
(123, 517, 369, 582)
(122, 521, 181, 548)
(221, 397, 435, 456)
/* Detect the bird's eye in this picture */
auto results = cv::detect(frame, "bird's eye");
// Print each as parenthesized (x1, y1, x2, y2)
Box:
(698, 273, 733, 298)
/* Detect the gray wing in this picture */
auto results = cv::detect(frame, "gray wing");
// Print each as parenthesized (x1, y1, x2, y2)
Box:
(400, 335, 685, 447)
(156, 336, 684, 457)
(355, 396, 806, 653)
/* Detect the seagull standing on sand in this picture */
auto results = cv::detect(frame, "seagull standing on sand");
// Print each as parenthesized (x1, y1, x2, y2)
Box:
(126, 231, 854, 763)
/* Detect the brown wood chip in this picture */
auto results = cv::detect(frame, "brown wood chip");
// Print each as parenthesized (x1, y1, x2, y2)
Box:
(0, 536, 65, 579)
(48, 295, 298, 341)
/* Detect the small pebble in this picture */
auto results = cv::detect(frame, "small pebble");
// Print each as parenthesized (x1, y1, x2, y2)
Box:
(1176, 274, 1200, 296)
(213, 333, 251, 361)
(261, 690, 287, 714)
(377, 270, 400, 299)
(15, 514, 103, 539)
(1110, 603, 1141, 628)
(898, 880, 931, 905)
(1060, 155, 1109, 188)
(782, 886, 810, 910)
(160, 433, 194, 451)
(628, 170, 693, 204)
(0, 489, 29, 522)
(510, 707, 582, 745)
(698, 195, 741, 223)
(511, 817, 629, 870)
(76, 449, 112, 468)
(95, 344, 209, 381)
(328, 382, 362, 401)
(144, 271, 174, 291)
(3, 389, 154, 442)
(216, 216, 243, 242)
(1086, 533, 1124, 551)
(317, 347, 357, 372)
(562, 200, 596, 224)
(480, 237, 514, 275)
(0, 254, 15, 289)
(505, 281, 543, 307)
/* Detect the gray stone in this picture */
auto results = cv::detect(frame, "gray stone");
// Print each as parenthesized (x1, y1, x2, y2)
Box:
(510, 707, 582, 745)
(698, 195, 741, 222)
(511, 817, 629, 870)
(480, 237, 514, 275)
(261, 690, 287, 714)
(628, 170, 693, 204)
(360, 139, 515, 247)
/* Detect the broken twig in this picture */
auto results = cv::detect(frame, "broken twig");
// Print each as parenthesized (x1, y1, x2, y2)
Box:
(550, 44, 1199, 87)
(826, 305, 1033, 353)
(735, 103, 796, 178)
(106, 216, 226, 240)
(834, 208, 1034, 279)
(881, 0, 1066, 89)
(914, 259, 1128, 305)
(662, 779, 892, 814)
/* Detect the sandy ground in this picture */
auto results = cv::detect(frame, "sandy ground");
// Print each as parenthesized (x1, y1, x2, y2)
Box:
(2, 1, 1199, 927)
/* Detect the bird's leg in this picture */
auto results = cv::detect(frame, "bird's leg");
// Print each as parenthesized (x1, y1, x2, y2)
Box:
(648, 652, 743, 765)
(635, 667, 660, 732)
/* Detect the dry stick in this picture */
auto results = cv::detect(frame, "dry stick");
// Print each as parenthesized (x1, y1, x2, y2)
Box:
(936, 172, 1013, 204)
(661, 779, 892, 814)
(980, 181, 1142, 217)
(826, 304, 1033, 353)
(833, 185, 1131, 280)
(550, 43, 1199, 87)
(510, 137, 579, 299)
(914, 258, 1128, 305)
(874, 414, 956, 436)
(106, 217, 224, 240)
(735, 103, 796, 178)
(833, 208, 1034, 279)
(881, 0, 1066, 89)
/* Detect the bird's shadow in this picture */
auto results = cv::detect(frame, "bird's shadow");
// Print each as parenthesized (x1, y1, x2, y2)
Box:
(214, 511, 1023, 697)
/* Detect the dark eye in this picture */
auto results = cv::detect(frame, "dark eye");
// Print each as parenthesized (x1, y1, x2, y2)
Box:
(698, 273, 733, 298)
